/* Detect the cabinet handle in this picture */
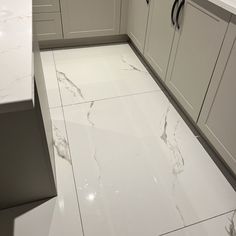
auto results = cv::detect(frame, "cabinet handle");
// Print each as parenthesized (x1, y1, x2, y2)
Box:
(171, 0, 179, 26)
(146, 0, 150, 4)
(176, 0, 185, 29)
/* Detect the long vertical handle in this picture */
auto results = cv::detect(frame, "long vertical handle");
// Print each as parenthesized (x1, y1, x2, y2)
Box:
(176, 0, 185, 29)
(171, 0, 179, 26)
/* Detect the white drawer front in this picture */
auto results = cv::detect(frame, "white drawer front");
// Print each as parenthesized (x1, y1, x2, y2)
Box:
(33, 0, 60, 13)
(33, 12, 63, 41)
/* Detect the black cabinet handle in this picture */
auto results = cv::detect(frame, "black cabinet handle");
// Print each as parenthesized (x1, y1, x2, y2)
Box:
(171, 0, 179, 26)
(176, 0, 185, 29)
(146, 0, 150, 4)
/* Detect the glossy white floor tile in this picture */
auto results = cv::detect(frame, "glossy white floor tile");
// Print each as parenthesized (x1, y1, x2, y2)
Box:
(53, 43, 160, 106)
(0, 107, 83, 236)
(41, 51, 62, 108)
(63, 91, 236, 236)
(164, 210, 236, 236)
(49, 107, 84, 236)
(2, 43, 235, 236)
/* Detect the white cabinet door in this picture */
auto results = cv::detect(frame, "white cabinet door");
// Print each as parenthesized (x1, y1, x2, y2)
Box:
(144, 0, 176, 81)
(198, 16, 236, 175)
(166, 0, 231, 121)
(127, 0, 150, 53)
(60, 0, 121, 39)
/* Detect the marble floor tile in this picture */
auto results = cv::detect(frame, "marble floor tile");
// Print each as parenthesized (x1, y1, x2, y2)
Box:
(162, 210, 236, 236)
(0, 107, 83, 236)
(63, 91, 236, 236)
(41, 51, 62, 108)
(48, 107, 84, 236)
(53, 43, 160, 106)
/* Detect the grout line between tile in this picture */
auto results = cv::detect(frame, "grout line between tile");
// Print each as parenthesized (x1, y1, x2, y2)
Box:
(52, 50, 86, 236)
(49, 105, 63, 110)
(48, 45, 236, 236)
(60, 89, 162, 109)
(158, 209, 236, 236)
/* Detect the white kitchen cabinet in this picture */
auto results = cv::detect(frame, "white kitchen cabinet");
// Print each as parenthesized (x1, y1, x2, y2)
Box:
(198, 16, 236, 175)
(127, 0, 150, 53)
(120, 0, 129, 34)
(144, 0, 177, 80)
(60, 0, 121, 39)
(33, 0, 63, 41)
(33, 13, 63, 41)
(165, 0, 231, 121)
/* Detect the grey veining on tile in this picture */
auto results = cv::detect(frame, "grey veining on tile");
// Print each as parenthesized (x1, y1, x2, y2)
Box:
(160, 107, 184, 175)
(86, 101, 102, 185)
(53, 44, 160, 106)
(171, 121, 185, 175)
(226, 210, 236, 236)
(175, 204, 186, 226)
(0, 107, 84, 236)
(160, 107, 187, 226)
(63, 90, 236, 236)
(87, 101, 95, 127)
(40, 44, 236, 236)
(0, 0, 33, 113)
(50, 107, 84, 235)
(56, 71, 85, 99)
(92, 148, 102, 184)
(121, 56, 147, 73)
(161, 107, 170, 144)
(53, 125, 72, 165)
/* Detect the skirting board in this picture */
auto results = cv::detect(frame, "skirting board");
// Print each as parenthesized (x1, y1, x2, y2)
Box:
(39, 34, 129, 50)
